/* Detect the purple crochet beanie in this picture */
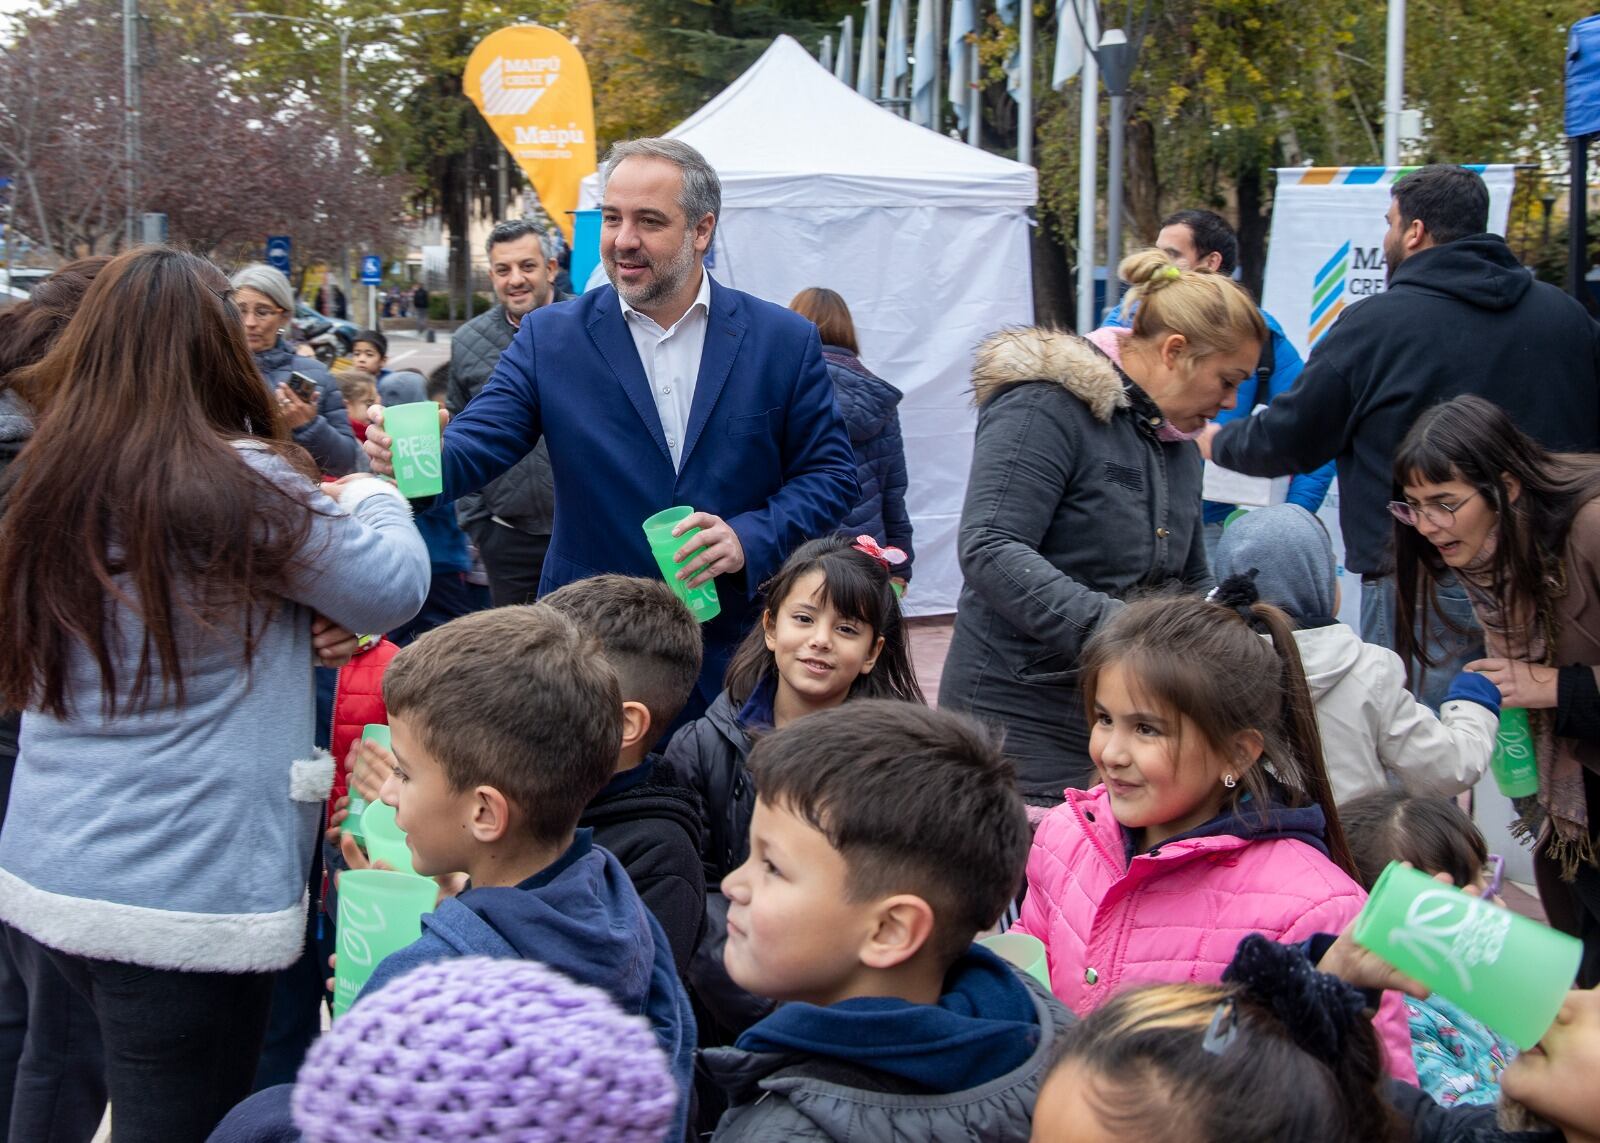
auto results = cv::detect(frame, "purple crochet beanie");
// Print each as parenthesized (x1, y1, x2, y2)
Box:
(290, 957, 677, 1142)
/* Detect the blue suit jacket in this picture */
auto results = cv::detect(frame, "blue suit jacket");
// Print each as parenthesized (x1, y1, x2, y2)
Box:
(440, 278, 858, 692)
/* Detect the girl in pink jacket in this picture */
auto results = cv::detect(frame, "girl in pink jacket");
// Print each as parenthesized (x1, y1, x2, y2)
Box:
(1013, 585, 1418, 1082)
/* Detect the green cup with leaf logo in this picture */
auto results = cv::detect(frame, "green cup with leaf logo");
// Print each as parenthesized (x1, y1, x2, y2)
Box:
(384, 401, 444, 499)
(1352, 860, 1580, 1049)
(1489, 707, 1539, 798)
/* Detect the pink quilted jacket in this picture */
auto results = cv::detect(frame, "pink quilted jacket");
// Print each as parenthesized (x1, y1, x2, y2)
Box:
(1013, 785, 1418, 1083)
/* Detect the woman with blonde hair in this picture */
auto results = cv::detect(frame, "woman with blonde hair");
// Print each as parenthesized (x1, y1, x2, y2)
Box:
(940, 249, 1266, 806)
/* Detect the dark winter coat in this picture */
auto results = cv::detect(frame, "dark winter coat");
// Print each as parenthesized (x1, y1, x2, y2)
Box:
(579, 758, 707, 975)
(1387, 1078, 1560, 1142)
(938, 328, 1211, 800)
(1213, 234, 1600, 576)
(446, 303, 556, 537)
(250, 341, 359, 476)
(662, 690, 773, 1039)
(701, 961, 1074, 1142)
(662, 689, 756, 884)
(822, 346, 914, 579)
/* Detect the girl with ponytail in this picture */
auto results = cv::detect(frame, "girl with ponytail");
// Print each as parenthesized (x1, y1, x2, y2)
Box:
(1012, 591, 1419, 1082)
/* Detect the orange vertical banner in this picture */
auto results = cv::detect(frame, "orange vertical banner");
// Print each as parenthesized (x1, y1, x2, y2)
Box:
(464, 26, 597, 242)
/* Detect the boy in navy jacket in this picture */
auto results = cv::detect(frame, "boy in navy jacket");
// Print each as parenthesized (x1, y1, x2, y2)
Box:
(359, 606, 694, 1139)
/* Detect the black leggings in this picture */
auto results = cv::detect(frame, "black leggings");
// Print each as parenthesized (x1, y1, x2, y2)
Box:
(11, 930, 273, 1143)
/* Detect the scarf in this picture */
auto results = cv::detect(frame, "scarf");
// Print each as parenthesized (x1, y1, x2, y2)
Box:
(1458, 535, 1594, 877)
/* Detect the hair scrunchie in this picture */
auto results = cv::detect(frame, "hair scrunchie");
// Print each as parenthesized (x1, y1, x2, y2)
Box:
(1221, 934, 1367, 1066)
(1157, 265, 1182, 281)
(1210, 569, 1264, 630)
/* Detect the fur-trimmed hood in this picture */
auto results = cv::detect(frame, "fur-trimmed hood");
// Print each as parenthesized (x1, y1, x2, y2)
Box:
(972, 327, 1130, 422)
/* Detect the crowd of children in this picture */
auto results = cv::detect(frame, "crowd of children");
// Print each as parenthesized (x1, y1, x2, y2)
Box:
(185, 504, 1600, 1143)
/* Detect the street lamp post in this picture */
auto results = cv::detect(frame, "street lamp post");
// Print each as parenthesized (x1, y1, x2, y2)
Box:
(1097, 28, 1135, 318)
(232, 9, 446, 312)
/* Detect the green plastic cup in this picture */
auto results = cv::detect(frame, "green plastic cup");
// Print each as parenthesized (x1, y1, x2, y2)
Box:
(1352, 860, 1581, 1049)
(979, 932, 1050, 989)
(360, 800, 416, 875)
(642, 506, 721, 623)
(343, 723, 391, 840)
(1490, 707, 1539, 798)
(332, 868, 437, 1017)
(384, 401, 444, 499)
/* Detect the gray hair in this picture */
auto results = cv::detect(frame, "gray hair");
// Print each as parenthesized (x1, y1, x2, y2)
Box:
(484, 219, 559, 261)
(601, 138, 721, 232)
(229, 263, 295, 313)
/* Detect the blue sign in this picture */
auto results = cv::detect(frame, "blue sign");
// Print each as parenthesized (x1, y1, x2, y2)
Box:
(266, 235, 292, 275)
(360, 254, 383, 285)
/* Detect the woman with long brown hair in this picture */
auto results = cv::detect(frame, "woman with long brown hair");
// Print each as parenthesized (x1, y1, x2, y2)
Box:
(0, 248, 430, 1142)
(1392, 394, 1600, 987)
(0, 256, 112, 1143)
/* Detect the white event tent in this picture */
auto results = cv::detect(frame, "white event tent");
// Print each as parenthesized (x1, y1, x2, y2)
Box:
(579, 34, 1036, 615)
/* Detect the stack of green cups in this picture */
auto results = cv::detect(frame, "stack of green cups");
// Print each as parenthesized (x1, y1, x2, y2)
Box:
(1352, 861, 1581, 1049)
(332, 869, 437, 1018)
(642, 506, 721, 623)
(344, 723, 390, 842)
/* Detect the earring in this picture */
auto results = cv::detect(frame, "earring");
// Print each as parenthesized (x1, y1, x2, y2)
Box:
(1223, 773, 1237, 789)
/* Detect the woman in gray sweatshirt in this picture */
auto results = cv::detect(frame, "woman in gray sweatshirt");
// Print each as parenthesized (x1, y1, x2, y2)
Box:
(0, 248, 431, 1142)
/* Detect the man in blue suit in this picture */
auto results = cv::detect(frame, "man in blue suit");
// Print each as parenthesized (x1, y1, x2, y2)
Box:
(364, 138, 858, 712)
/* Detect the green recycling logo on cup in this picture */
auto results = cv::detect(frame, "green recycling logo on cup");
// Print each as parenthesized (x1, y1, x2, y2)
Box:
(395, 434, 441, 480)
(1388, 889, 1512, 992)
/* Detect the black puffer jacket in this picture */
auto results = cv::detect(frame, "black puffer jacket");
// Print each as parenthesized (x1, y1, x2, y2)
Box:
(250, 341, 358, 476)
(823, 346, 915, 579)
(662, 689, 756, 884)
(938, 328, 1211, 800)
(1386, 1079, 1558, 1142)
(446, 303, 555, 536)
(578, 760, 706, 975)
(662, 690, 773, 1040)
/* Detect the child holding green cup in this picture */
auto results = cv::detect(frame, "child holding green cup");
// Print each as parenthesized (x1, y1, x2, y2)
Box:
(641, 506, 721, 623)
(343, 723, 390, 842)
(1352, 860, 1582, 1050)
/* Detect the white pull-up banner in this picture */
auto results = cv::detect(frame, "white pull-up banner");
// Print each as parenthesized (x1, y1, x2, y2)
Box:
(1262, 164, 1517, 356)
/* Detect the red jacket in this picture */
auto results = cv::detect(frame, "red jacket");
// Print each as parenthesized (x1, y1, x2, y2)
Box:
(328, 638, 398, 813)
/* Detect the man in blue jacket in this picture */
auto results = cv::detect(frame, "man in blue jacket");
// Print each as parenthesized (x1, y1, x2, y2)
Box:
(1104, 208, 1335, 564)
(365, 138, 858, 712)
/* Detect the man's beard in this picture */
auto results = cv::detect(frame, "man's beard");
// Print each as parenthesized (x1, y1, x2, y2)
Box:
(606, 229, 696, 309)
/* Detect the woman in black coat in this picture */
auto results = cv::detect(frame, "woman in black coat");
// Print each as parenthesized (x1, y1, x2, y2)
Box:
(939, 251, 1266, 805)
(789, 288, 914, 586)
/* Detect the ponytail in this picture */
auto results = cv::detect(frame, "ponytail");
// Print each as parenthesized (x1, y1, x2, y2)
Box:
(1211, 575, 1358, 881)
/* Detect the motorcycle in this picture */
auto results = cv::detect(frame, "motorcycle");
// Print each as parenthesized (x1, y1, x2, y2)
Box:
(290, 310, 352, 367)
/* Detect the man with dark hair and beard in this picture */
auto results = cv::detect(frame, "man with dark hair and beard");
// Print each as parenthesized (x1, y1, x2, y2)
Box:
(365, 138, 857, 719)
(1201, 163, 1600, 706)
(446, 221, 567, 606)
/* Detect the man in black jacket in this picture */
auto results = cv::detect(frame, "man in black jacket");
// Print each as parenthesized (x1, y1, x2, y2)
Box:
(446, 220, 569, 605)
(1203, 164, 1600, 705)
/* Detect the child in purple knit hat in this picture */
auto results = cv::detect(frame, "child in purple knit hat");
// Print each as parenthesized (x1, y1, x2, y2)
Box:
(208, 956, 678, 1142)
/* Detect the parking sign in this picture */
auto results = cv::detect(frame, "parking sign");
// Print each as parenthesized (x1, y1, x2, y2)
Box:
(360, 255, 383, 285)
(266, 236, 291, 275)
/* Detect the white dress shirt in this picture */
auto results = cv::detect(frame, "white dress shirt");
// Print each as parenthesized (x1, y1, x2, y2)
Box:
(618, 269, 712, 470)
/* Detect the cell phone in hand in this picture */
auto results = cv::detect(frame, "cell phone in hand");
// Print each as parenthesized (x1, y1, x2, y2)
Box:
(287, 371, 321, 401)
